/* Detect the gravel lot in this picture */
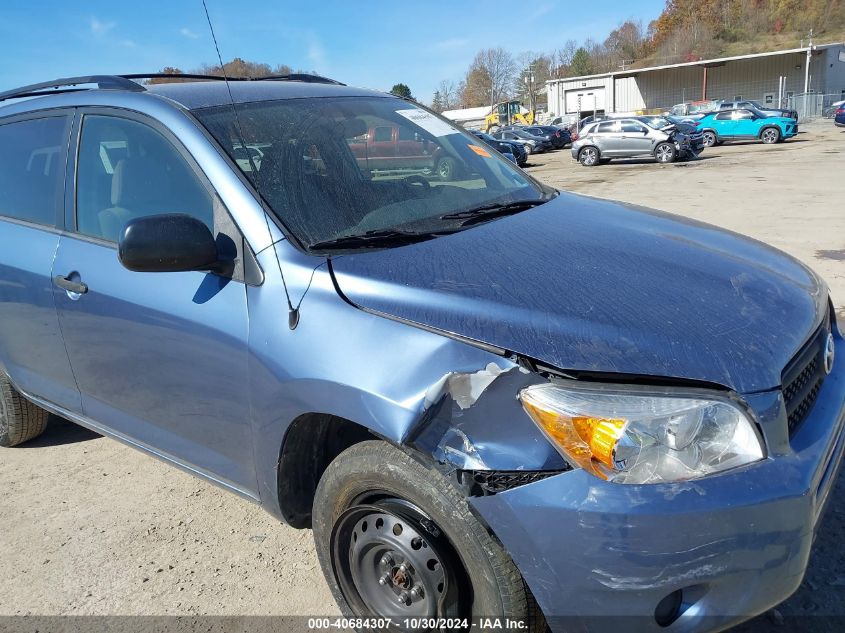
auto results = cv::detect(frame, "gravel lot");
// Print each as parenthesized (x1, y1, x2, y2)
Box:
(1, 120, 843, 630)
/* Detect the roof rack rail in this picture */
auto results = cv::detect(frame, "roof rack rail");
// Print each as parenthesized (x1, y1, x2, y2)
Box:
(0, 75, 145, 103)
(0, 71, 346, 105)
(120, 73, 236, 82)
(256, 73, 345, 86)
(122, 73, 344, 85)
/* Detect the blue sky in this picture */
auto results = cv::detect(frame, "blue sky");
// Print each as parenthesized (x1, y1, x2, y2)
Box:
(0, 0, 667, 100)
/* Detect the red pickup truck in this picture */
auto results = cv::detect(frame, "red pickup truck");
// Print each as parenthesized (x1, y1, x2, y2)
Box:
(347, 125, 446, 174)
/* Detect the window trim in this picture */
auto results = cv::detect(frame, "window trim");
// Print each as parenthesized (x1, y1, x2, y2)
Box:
(0, 109, 73, 230)
(68, 106, 262, 285)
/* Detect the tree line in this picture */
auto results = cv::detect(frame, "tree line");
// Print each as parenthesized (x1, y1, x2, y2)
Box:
(147, 58, 301, 83)
(431, 0, 843, 111)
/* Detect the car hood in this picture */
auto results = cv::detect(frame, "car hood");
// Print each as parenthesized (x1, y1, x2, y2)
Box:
(330, 193, 827, 393)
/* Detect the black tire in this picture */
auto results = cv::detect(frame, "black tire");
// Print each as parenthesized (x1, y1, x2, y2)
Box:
(702, 130, 717, 147)
(436, 157, 457, 180)
(0, 375, 48, 447)
(654, 142, 677, 164)
(578, 146, 600, 166)
(313, 441, 542, 630)
(760, 126, 780, 144)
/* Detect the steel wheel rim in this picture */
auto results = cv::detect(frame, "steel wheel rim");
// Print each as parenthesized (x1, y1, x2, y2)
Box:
(704, 132, 715, 146)
(331, 500, 462, 628)
(763, 129, 778, 143)
(656, 145, 672, 162)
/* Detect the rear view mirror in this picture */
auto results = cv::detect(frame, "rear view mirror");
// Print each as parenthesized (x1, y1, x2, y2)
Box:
(119, 214, 219, 273)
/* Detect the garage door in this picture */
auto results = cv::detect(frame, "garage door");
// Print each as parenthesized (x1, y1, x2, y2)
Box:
(565, 87, 606, 114)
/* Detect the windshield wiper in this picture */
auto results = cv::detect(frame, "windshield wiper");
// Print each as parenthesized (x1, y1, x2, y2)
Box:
(440, 199, 546, 226)
(309, 228, 447, 251)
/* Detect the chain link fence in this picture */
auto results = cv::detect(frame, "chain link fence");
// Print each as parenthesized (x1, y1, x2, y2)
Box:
(787, 93, 845, 121)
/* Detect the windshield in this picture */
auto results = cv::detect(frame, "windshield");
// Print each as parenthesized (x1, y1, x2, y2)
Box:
(194, 96, 546, 250)
(641, 117, 672, 129)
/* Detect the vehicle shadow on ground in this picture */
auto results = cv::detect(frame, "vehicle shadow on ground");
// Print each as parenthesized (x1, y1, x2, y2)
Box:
(18, 415, 101, 448)
(599, 156, 717, 167)
(733, 465, 845, 632)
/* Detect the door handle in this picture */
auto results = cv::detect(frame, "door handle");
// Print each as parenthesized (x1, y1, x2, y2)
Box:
(53, 275, 88, 295)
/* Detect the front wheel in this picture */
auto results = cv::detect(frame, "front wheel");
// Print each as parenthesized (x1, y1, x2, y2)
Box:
(761, 127, 781, 144)
(702, 131, 717, 147)
(313, 441, 542, 630)
(654, 142, 677, 164)
(435, 157, 457, 180)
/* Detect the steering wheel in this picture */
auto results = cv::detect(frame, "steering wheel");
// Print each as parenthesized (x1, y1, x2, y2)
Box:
(404, 174, 430, 189)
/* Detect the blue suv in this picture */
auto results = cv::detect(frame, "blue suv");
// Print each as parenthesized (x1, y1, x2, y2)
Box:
(0, 74, 843, 633)
(697, 107, 798, 147)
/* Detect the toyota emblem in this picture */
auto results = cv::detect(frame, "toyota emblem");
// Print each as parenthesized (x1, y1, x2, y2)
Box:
(824, 333, 835, 375)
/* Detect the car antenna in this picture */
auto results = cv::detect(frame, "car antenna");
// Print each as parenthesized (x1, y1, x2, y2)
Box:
(201, 0, 301, 330)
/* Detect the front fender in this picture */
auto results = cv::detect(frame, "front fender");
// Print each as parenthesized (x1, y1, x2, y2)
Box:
(248, 243, 563, 519)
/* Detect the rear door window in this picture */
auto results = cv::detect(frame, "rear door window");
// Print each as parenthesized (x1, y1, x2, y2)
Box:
(620, 121, 647, 133)
(0, 115, 70, 226)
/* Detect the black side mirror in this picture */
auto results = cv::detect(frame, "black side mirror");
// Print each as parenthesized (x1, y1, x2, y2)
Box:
(119, 214, 219, 273)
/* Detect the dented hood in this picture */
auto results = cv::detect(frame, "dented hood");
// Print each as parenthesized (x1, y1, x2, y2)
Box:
(330, 193, 827, 393)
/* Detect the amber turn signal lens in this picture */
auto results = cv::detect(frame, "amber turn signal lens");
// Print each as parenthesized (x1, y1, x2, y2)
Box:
(521, 393, 626, 475)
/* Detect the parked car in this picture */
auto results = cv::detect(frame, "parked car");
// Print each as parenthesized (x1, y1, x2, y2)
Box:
(666, 100, 719, 120)
(490, 128, 552, 154)
(696, 108, 798, 146)
(470, 130, 528, 166)
(835, 104, 845, 127)
(547, 114, 578, 128)
(715, 99, 798, 121)
(824, 99, 845, 118)
(1, 74, 843, 633)
(519, 125, 571, 148)
(570, 117, 698, 166)
(637, 115, 705, 154)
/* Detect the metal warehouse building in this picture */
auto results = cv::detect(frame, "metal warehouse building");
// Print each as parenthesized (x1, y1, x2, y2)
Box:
(546, 42, 845, 117)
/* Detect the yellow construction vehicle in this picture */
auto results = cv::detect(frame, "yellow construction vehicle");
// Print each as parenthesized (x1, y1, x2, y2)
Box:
(483, 100, 534, 131)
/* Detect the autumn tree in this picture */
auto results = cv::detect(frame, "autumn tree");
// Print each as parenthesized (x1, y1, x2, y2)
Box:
(147, 67, 185, 84)
(460, 48, 516, 107)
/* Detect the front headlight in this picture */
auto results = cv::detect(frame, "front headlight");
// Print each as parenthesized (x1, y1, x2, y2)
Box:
(519, 383, 765, 484)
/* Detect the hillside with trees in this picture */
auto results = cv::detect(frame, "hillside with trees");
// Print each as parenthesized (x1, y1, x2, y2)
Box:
(433, 0, 844, 110)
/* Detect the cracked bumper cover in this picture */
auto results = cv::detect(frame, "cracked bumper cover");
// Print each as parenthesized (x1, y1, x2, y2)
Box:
(471, 338, 845, 633)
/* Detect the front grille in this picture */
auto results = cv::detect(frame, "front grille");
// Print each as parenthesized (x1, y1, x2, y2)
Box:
(782, 311, 831, 435)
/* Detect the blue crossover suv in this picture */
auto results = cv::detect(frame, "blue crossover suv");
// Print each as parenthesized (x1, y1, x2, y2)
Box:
(697, 107, 798, 147)
(0, 74, 843, 632)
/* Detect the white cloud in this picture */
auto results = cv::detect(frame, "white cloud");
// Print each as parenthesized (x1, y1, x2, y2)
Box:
(89, 17, 115, 36)
(180, 27, 200, 39)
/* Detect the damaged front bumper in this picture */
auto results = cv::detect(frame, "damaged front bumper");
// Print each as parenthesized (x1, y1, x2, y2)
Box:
(470, 340, 845, 633)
